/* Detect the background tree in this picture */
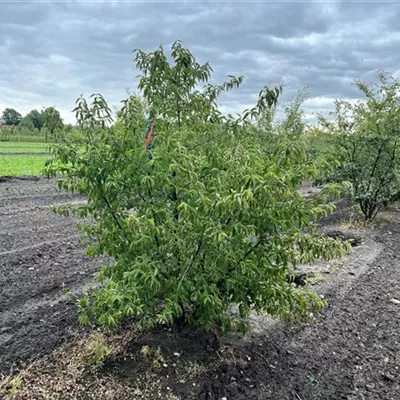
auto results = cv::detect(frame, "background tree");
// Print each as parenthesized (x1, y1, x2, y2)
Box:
(1, 108, 22, 126)
(319, 70, 400, 220)
(42, 106, 64, 142)
(24, 109, 45, 130)
(19, 116, 35, 131)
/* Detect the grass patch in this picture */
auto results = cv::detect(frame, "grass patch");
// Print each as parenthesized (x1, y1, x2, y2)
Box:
(0, 142, 53, 154)
(0, 155, 50, 176)
(0, 135, 49, 143)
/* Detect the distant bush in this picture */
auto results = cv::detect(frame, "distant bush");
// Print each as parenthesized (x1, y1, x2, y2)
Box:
(319, 71, 400, 220)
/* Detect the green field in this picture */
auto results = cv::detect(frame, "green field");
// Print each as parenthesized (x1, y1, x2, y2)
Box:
(0, 141, 53, 154)
(0, 155, 51, 176)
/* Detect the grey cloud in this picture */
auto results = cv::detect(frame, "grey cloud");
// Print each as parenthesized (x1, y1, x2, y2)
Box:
(0, 1, 399, 123)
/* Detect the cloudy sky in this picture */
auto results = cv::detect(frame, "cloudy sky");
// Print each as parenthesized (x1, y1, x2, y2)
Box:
(1, 0, 399, 124)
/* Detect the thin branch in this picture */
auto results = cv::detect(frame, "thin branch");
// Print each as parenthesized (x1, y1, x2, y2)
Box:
(99, 189, 129, 241)
(241, 238, 263, 262)
(177, 201, 217, 288)
(366, 136, 385, 193)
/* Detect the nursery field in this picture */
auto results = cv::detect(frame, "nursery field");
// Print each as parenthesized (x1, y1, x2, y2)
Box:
(0, 141, 52, 154)
(0, 142, 52, 176)
(1, 178, 399, 399)
(0, 155, 50, 176)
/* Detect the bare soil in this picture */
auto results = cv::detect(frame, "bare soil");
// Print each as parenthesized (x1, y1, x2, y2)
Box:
(1, 178, 400, 399)
(0, 177, 102, 375)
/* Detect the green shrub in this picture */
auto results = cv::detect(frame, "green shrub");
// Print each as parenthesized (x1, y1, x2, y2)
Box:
(46, 42, 346, 333)
(82, 332, 111, 367)
(319, 71, 400, 220)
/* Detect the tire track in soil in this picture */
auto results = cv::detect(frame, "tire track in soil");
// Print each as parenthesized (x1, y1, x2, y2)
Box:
(0, 178, 104, 375)
(0, 235, 78, 257)
(0, 199, 86, 219)
(0, 222, 77, 250)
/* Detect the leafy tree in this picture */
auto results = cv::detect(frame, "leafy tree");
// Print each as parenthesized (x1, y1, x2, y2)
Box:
(46, 42, 346, 333)
(64, 123, 75, 133)
(25, 109, 45, 130)
(256, 89, 309, 156)
(42, 106, 64, 142)
(132, 40, 281, 127)
(1, 108, 22, 126)
(19, 116, 35, 131)
(319, 71, 400, 220)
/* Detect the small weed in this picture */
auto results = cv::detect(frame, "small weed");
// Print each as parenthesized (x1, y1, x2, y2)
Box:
(82, 332, 112, 367)
(306, 272, 327, 286)
(61, 283, 78, 302)
(140, 345, 152, 357)
(307, 374, 319, 387)
(0, 376, 22, 396)
(152, 347, 165, 368)
(140, 345, 165, 368)
(9, 377, 22, 395)
(184, 361, 209, 378)
(216, 345, 237, 364)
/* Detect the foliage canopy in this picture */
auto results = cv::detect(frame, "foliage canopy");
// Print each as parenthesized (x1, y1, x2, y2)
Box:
(318, 71, 400, 220)
(43, 106, 64, 142)
(46, 41, 346, 333)
(1, 108, 22, 126)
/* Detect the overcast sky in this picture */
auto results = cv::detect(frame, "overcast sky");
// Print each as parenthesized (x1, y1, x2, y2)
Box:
(1, 1, 399, 124)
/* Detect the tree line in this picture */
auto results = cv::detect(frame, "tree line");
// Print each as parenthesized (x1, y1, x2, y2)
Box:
(0, 106, 74, 142)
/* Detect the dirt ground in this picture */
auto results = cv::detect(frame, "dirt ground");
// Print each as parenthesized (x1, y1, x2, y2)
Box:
(1, 178, 399, 399)
(0, 177, 103, 375)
